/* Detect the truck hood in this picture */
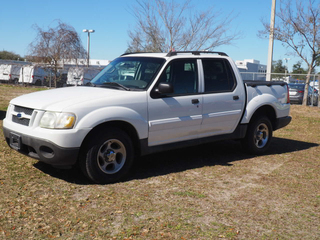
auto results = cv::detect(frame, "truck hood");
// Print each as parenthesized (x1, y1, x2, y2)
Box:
(10, 86, 140, 111)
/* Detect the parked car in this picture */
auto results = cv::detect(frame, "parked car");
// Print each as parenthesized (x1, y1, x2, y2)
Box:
(310, 87, 319, 106)
(3, 51, 291, 183)
(288, 83, 318, 106)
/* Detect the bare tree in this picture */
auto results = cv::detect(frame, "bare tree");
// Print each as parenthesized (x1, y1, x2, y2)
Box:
(259, 0, 320, 106)
(29, 20, 86, 87)
(127, 0, 240, 53)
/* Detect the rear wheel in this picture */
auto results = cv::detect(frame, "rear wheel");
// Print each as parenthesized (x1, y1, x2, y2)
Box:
(241, 117, 273, 155)
(80, 128, 134, 184)
(35, 80, 42, 86)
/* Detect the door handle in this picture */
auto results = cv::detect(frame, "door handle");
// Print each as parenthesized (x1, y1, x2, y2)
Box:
(233, 95, 239, 100)
(192, 99, 199, 104)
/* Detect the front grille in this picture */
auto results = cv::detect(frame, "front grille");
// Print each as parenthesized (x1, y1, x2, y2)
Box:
(11, 105, 35, 127)
(12, 115, 30, 126)
(14, 106, 34, 116)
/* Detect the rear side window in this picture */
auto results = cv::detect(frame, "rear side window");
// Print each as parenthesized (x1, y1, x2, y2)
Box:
(202, 59, 236, 92)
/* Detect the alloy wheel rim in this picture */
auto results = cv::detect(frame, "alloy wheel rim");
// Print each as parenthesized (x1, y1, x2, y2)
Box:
(97, 139, 126, 174)
(254, 123, 269, 148)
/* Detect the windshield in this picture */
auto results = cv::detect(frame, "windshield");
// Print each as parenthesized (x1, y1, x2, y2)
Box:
(90, 57, 165, 90)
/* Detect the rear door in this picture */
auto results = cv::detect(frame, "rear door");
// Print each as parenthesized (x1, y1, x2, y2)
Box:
(199, 58, 245, 137)
(147, 59, 202, 146)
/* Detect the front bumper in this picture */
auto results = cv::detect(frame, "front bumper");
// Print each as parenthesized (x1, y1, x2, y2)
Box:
(3, 127, 79, 168)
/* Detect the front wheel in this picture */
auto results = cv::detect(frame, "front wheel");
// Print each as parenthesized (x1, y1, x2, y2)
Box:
(241, 117, 273, 155)
(80, 128, 134, 184)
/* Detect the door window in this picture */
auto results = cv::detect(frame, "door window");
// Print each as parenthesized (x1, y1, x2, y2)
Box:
(202, 59, 236, 92)
(158, 59, 198, 95)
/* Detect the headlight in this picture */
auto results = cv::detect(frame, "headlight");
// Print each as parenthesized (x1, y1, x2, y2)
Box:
(40, 112, 76, 129)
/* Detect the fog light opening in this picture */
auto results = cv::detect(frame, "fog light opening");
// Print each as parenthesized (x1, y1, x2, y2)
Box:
(39, 146, 54, 158)
(28, 146, 37, 154)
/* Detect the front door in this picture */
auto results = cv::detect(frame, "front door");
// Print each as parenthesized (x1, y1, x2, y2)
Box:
(148, 59, 202, 146)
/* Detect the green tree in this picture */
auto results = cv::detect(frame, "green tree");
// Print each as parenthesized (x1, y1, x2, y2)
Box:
(272, 59, 286, 73)
(0, 51, 22, 60)
(316, 52, 320, 66)
(291, 61, 308, 80)
(272, 59, 287, 79)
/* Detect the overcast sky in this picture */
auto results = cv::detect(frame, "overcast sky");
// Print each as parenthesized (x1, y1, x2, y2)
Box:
(0, 0, 314, 71)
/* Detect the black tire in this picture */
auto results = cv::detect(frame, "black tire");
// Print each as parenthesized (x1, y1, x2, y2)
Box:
(80, 128, 134, 184)
(241, 116, 273, 155)
(35, 80, 41, 86)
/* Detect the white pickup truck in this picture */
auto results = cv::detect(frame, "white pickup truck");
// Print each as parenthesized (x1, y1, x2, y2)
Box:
(3, 51, 291, 183)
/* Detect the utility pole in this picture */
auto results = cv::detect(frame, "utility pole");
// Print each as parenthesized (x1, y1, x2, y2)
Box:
(267, 0, 276, 81)
(284, 58, 290, 77)
(83, 29, 95, 67)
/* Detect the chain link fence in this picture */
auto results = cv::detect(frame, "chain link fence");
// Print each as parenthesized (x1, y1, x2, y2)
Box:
(240, 72, 319, 107)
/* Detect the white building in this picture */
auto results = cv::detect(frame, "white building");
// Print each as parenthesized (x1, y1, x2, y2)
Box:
(235, 59, 267, 81)
(58, 59, 110, 68)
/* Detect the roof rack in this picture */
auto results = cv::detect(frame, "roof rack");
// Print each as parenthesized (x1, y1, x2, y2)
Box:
(121, 51, 228, 57)
(166, 51, 228, 57)
(121, 52, 157, 56)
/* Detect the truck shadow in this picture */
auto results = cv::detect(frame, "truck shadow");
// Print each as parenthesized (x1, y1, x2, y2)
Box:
(129, 137, 318, 181)
(33, 137, 319, 185)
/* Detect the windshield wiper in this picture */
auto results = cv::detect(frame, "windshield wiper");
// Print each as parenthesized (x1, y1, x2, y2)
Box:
(86, 82, 96, 87)
(102, 82, 131, 91)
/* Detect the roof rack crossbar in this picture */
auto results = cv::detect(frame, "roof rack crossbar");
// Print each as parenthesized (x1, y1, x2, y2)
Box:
(166, 51, 228, 57)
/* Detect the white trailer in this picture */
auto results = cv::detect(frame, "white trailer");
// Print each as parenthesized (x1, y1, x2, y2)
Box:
(0, 64, 22, 83)
(67, 67, 101, 86)
(19, 65, 47, 85)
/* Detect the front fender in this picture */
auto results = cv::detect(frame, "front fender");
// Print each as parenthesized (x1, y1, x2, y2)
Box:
(75, 106, 148, 139)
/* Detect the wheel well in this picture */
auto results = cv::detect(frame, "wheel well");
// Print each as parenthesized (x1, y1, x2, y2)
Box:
(80, 121, 141, 156)
(250, 105, 276, 130)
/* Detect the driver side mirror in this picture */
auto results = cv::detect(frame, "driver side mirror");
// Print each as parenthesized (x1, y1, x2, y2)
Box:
(158, 83, 174, 94)
(152, 83, 174, 98)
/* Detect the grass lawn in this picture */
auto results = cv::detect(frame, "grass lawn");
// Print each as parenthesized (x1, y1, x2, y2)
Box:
(0, 84, 319, 239)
